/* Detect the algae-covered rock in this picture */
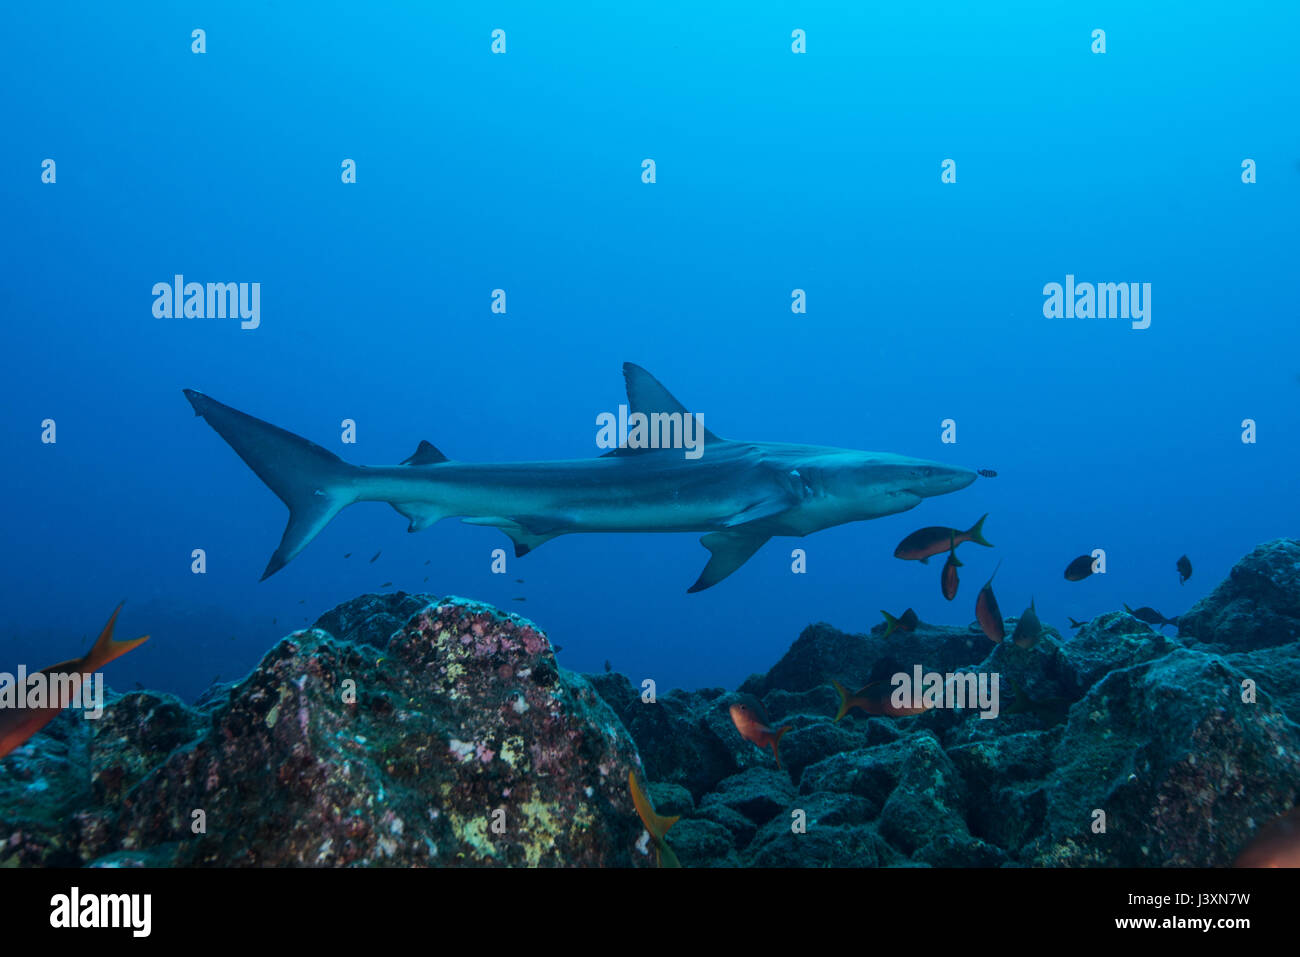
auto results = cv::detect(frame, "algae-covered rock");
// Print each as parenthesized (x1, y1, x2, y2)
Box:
(111, 598, 645, 866)
(8, 538, 1300, 869)
(1178, 539, 1300, 651)
(1026, 648, 1300, 866)
(2, 595, 649, 867)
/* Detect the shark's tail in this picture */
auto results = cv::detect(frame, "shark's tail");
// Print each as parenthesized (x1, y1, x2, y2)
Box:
(183, 390, 358, 579)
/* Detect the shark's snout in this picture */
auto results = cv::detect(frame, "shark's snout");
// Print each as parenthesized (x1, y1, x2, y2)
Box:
(905, 461, 977, 498)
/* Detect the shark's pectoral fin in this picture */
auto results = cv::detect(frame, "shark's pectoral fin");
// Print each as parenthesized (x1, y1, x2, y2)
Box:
(688, 531, 771, 593)
(721, 492, 794, 528)
(462, 516, 560, 557)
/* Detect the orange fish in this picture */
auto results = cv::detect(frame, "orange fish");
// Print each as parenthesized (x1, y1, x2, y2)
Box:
(628, 770, 680, 868)
(894, 513, 992, 563)
(1234, 807, 1300, 867)
(831, 678, 928, 720)
(941, 532, 962, 601)
(880, 607, 919, 638)
(975, 560, 1005, 643)
(0, 604, 149, 760)
(728, 700, 791, 769)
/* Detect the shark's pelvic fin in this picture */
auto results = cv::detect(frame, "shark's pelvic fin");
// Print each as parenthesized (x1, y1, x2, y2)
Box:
(722, 491, 795, 527)
(184, 389, 359, 580)
(461, 516, 560, 557)
(688, 530, 771, 592)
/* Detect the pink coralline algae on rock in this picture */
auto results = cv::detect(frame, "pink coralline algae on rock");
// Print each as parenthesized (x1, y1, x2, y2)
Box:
(7, 594, 649, 867)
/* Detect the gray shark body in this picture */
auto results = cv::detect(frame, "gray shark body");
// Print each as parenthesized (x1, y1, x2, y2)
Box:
(183, 364, 976, 591)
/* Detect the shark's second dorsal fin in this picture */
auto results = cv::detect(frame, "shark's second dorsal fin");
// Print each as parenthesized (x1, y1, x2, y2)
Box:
(401, 440, 448, 466)
(622, 363, 723, 446)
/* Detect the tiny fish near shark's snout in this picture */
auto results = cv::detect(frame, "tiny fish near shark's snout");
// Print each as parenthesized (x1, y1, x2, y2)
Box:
(183, 364, 976, 591)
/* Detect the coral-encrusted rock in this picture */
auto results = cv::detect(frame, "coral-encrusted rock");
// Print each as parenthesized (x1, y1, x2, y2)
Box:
(587, 683, 761, 800)
(0, 710, 93, 866)
(700, 768, 796, 826)
(1026, 648, 1300, 866)
(1059, 612, 1180, 688)
(1177, 539, 1300, 651)
(90, 691, 206, 804)
(743, 792, 889, 867)
(747, 620, 992, 696)
(110, 598, 647, 866)
(311, 591, 433, 649)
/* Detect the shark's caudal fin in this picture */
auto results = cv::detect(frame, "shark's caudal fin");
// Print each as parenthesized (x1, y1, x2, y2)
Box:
(184, 390, 360, 579)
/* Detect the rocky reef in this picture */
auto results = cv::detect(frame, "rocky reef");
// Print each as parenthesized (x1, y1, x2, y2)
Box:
(3, 539, 1298, 867)
(595, 538, 1300, 867)
(1, 597, 647, 866)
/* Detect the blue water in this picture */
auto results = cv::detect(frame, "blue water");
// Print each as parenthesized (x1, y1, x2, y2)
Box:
(2, 2, 1297, 702)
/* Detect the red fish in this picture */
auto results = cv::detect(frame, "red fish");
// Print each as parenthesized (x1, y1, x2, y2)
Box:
(879, 608, 919, 639)
(941, 533, 962, 601)
(975, 561, 1005, 643)
(1234, 807, 1300, 867)
(831, 678, 928, 720)
(0, 604, 149, 760)
(728, 700, 791, 769)
(894, 513, 992, 563)
(628, 770, 680, 868)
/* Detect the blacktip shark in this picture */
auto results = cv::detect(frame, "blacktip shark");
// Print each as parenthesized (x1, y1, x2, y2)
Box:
(183, 364, 977, 591)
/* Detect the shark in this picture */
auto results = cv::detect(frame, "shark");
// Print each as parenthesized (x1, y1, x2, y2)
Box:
(183, 363, 977, 591)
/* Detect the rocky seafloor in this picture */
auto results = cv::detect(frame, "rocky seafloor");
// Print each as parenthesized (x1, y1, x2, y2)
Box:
(3, 539, 1298, 867)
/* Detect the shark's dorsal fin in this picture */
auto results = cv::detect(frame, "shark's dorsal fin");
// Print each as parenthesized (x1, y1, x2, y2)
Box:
(622, 363, 724, 445)
(401, 440, 448, 466)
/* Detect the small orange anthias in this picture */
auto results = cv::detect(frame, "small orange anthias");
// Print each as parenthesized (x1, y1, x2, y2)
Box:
(831, 679, 929, 720)
(0, 604, 149, 760)
(628, 770, 680, 868)
(940, 532, 962, 601)
(728, 699, 792, 769)
(975, 560, 1005, 643)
